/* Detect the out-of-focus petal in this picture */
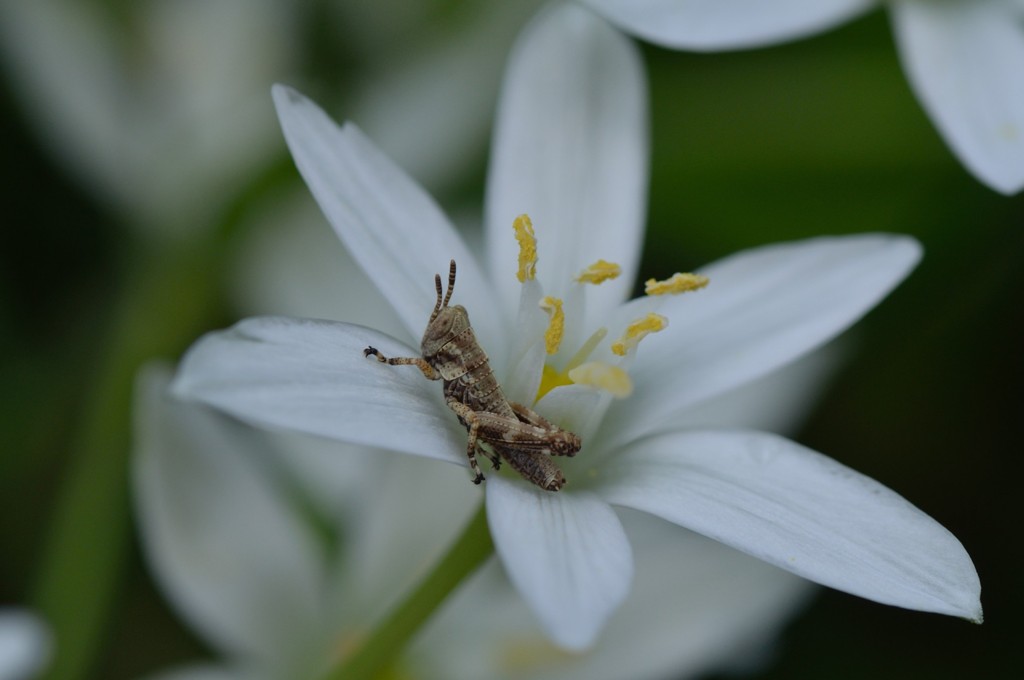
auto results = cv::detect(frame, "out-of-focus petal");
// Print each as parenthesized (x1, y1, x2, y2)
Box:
(485, 3, 648, 321)
(598, 430, 983, 621)
(228, 189, 408, 341)
(604, 235, 920, 447)
(0, 610, 51, 680)
(133, 365, 327, 670)
(272, 86, 505, 354)
(170, 317, 466, 465)
(486, 477, 633, 650)
(409, 512, 811, 680)
(892, 0, 1024, 194)
(580, 0, 875, 51)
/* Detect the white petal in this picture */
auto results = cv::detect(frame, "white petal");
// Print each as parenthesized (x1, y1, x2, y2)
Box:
(485, 3, 648, 320)
(133, 365, 327, 668)
(0, 610, 51, 680)
(171, 317, 466, 465)
(141, 665, 256, 680)
(486, 477, 633, 650)
(598, 430, 982, 621)
(410, 512, 811, 680)
(892, 0, 1024, 194)
(674, 341, 845, 436)
(350, 1, 545, 193)
(336, 454, 481, 629)
(272, 85, 506, 353)
(580, 0, 874, 51)
(228, 188, 408, 341)
(606, 234, 920, 447)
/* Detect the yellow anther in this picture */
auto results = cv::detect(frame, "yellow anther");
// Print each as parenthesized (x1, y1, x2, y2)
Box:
(538, 296, 564, 355)
(611, 313, 668, 356)
(645, 272, 709, 296)
(574, 259, 621, 285)
(568, 361, 633, 398)
(513, 214, 537, 282)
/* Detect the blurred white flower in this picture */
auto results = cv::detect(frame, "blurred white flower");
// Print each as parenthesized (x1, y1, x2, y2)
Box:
(0, 609, 51, 680)
(170, 3, 980, 652)
(580, 0, 1024, 194)
(0, 0, 546, 237)
(0, 0, 297, 234)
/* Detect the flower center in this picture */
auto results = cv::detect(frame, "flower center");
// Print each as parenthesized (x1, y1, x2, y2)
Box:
(511, 214, 708, 404)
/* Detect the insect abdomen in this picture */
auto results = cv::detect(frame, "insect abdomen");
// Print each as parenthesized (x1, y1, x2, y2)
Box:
(501, 449, 566, 491)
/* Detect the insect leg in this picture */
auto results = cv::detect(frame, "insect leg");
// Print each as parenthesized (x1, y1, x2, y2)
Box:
(507, 403, 582, 457)
(446, 399, 487, 484)
(363, 346, 440, 380)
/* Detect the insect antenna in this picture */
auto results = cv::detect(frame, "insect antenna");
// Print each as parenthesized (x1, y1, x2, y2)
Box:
(442, 259, 457, 308)
(430, 272, 444, 321)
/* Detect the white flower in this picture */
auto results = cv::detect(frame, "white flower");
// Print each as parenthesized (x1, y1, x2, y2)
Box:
(0, 609, 51, 680)
(579, 0, 1024, 194)
(171, 4, 980, 651)
(136, 360, 817, 680)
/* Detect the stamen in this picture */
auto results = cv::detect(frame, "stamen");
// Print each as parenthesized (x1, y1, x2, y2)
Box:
(568, 361, 633, 398)
(575, 259, 621, 285)
(566, 327, 607, 371)
(513, 214, 537, 282)
(538, 296, 564, 355)
(611, 313, 668, 356)
(645, 272, 709, 296)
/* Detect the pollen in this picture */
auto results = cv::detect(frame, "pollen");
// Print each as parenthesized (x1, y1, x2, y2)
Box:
(574, 259, 621, 285)
(513, 214, 537, 282)
(645, 272, 709, 296)
(539, 296, 565, 355)
(568, 361, 633, 398)
(611, 313, 668, 356)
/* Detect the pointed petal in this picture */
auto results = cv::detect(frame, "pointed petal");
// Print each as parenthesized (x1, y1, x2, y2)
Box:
(410, 512, 811, 680)
(606, 234, 920, 447)
(892, 0, 1024, 194)
(598, 430, 982, 621)
(485, 3, 648, 320)
(133, 365, 326, 666)
(171, 317, 465, 465)
(272, 85, 505, 352)
(580, 0, 874, 51)
(486, 477, 633, 650)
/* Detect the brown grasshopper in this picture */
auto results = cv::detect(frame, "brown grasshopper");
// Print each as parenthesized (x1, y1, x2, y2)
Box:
(363, 260, 581, 491)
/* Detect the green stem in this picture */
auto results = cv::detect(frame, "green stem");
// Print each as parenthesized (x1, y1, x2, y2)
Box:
(325, 501, 494, 680)
(32, 240, 223, 680)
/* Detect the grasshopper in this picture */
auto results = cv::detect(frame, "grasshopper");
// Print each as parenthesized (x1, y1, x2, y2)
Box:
(363, 260, 581, 491)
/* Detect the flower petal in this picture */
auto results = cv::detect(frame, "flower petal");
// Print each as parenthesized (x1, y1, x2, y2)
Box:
(580, 0, 874, 51)
(485, 3, 648, 320)
(272, 85, 505, 352)
(141, 664, 255, 680)
(410, 512, 811, 680)
(171, 317, 465, 465)
(598, 430, 982, 621)
(486, 477, 633, 650)
(134, 365, 327, 668)
(605, 234, 920, 447)
(891, 0, 1024, 194)
(0, 609, 51, 680)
